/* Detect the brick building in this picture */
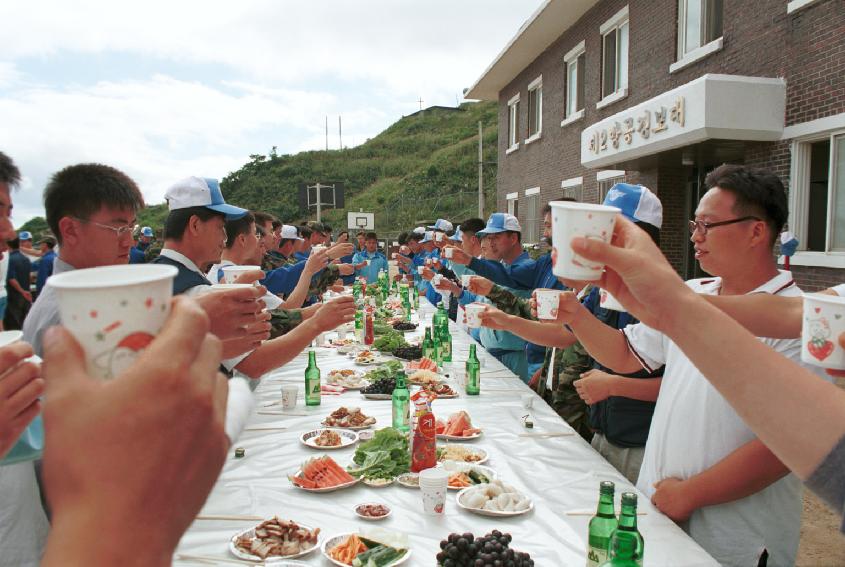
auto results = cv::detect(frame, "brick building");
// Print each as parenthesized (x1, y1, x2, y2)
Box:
(466, 0, 845, 289)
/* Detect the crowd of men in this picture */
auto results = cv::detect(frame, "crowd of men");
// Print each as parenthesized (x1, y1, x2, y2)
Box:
(0, 150, 843, 566)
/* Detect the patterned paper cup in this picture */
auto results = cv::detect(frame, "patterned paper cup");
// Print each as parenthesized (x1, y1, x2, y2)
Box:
(464, 303, 486, 328)
(221, 265, 262, 284)
(419, 467, 449, 515)
(550, 201, 620, 280)
(599, 288, 625, 312)
(444, 248, 454, 259)
(801, 293, 845, 370)
(535, 289, 563, 320)
(50, 264, 177, 381)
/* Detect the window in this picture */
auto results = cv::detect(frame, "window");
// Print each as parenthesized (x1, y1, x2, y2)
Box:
(793, 134, 845, 254)
(507, 192, 519, 219)
(597, 171, 626, 202)
(600, 7, 629, 100)
(507, 94, 520, 151)
(562, 176, 584, 201)
(524, 189, 541, 243)
(563, 42, 586, 122)
(678, 0, 723, 58)
(527, 76, 542, 140)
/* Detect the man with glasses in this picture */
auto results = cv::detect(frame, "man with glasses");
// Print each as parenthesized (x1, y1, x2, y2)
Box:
(553, 164, 809, 566)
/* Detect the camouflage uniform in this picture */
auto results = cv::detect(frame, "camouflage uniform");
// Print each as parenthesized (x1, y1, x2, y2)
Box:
(269, 308, 304, 339)
(486, 284, 593, 441)
(144, 243, 163, 263)
(307, 265, 342, 300)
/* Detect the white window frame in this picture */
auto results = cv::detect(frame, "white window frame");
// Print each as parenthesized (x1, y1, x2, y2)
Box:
(597, 6, 629, 109)
(561, 176, 584, 201)
(507, 93, 520, 154)
(784, 119, 845, 268)
(787, 0, 823, 14)
(671, 0, 724, 73)
(597, 170, 626, 203)
(506, 192, 519, 217)
(524, 189, 541, 244)
(526, 76, 543, 143)
(562, 41, 586, 126)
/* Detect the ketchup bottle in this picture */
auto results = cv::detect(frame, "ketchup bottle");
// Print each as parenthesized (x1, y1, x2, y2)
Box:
(364, 310, 374, 346)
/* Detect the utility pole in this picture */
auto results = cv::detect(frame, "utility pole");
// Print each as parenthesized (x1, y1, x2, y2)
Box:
(477, 121, 484, 217)
(325, 116, 328, 151)
(339, 116, 343, 150)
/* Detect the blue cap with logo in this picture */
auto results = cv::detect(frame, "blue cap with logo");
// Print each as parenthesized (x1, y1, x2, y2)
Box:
(427, 218, 453, 232)
(164, 176, 248, 221)
(476, 213, 522, 237)
(449, 227, 463, 242)
(420, 230, 436, 243)
(18, 231, 32, 240)
(140, 226, 154, 237)
(602, 183, 663, 228)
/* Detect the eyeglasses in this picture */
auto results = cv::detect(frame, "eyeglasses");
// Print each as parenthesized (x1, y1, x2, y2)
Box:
(688, 216, 761, 236)
(73, 217, 137, 237)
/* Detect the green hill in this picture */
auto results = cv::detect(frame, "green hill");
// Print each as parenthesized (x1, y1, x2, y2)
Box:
(19, 101, 499, 239)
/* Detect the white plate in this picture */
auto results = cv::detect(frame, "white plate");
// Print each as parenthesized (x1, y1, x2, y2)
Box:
(438, 461, 497, 490)
(437, 430, 483, 441)
(361, 393, 392, 400)
(362, 477, 395, 488)
(320, 419, 375, 431)
(354, 503, 392, 521)
(229, 520, 320, 562)
(396, 472, 419, 489)
(300, 429, 359, 450)
(290, 471, 361, 493)
(355, 358, 383, 366)
(437, 446, 488, 465)
(455, 485, 534, 517)
(321, 532, 411, 567)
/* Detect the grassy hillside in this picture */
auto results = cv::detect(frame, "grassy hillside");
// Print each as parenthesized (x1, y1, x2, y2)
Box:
(19, 101, 499, 239)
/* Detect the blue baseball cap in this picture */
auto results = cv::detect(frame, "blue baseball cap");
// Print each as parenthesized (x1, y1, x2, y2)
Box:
(427, 218, 453, 232)
(602, 183, 663, 228)
(449, 227, 463, 242)
(420, 230, 436, 243)
(165, 176, 248, 221)
(18, 231, 32, 240)
(140, 226, 154, 237)
(476, 213, 521, 237)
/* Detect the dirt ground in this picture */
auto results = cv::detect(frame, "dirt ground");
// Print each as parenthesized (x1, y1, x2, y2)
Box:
(797, 490, 845, 567)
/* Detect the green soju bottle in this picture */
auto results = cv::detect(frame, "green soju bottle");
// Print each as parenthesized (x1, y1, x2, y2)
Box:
(598, 532, 639, 567)
(391, 373, 410, 433)
(413, 285, 420, 309)
(402, 295, 412, 322)
(609, 493, 644, 566)
(352, 280, 362, 301)
(465, 344, 480, 395)
(304, 351, 321, 406)
(438, 307, 452, 363)
(422, 327, 435, 360)
(587, 481, 618, 567)
(354, 304, 364, 341)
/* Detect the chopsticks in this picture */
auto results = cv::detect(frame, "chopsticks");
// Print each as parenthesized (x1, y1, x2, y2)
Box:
(256, 411, 309, 417)
(175, 554, 255, 565)
(195, 514, 264, 521)
(517, 432, 574, 438)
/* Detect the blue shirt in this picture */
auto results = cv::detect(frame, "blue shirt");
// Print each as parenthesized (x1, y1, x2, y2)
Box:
(352, 250, 388, 283)
(339, 252, 355, 284)
(294, 250, 310, 262)
(35, 250, 56, 294)
(477, 251, 533, 353)
(129, 243, 149, 264)
(261, 260, 307, 296)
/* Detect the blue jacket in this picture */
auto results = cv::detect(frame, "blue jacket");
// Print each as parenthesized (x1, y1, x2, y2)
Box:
(261, 260, 307, 296)
(478, 252, 532, 353)
(35, 250, 56, 294)
(352, 250, 388, 283)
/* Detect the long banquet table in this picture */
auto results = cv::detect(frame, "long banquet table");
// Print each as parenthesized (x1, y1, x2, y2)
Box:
(175, 300, 717, 566)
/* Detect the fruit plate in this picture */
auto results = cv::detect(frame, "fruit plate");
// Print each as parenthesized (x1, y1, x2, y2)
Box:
(436, 430, 483, 441)
(229, 521, 320, 562)
(361, 393, 392, 400)
(300, 429, 359, 450)
(455, 486, 534, 517)
(291, 472, 361, 493)
(321, 532, 411, 567)
(437, 446, 489, 465)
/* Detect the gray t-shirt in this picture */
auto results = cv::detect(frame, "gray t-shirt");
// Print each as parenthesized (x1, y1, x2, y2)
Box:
(22, 257, 73, 357)
(806, 434, 845, 534)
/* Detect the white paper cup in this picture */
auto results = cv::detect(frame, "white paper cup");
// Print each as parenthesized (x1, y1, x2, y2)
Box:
(535, 289, 563, 320)
(433, 274, 443, 286)
(418, 266, 425, 275)
(50, 264, 177, 381)
(435, 232, 445, 242)
(550, 201, 620, 280)
(208, 283, 254, 292)
(366, 259, 372, 266)
(0, 330, 23, 349)
(221, 265, 262, 284)
(801, 293, 845, 369)
(521, 394, 534, 409)
(400, 245, 410, 255)
(281, 384, 298, 409)
(464, 303, 485, 329)
(419, 467, 448, 515)
(311, 245, 327, 255)
(444, 248, 454, 259)
(461, 275, 472, 288)
(599, 289, 625, 311)
(392, 253, 398, 259)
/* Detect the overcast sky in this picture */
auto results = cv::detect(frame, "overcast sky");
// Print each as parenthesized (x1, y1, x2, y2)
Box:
(0, 0, 544, 226)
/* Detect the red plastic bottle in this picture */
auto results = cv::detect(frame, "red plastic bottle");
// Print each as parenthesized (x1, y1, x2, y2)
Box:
(364, 311, 374, 345)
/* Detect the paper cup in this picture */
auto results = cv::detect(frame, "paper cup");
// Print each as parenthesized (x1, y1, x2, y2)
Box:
(418, 266, 425, 275)
(464, 303, 485, 329)
(461, 275, 472, 288)
(221, 265, 262, 284)
(311, 245, 327, 255)
(535, 289, 563, 320)
(419, 467, 449, 515)
(392, 253, 398, 259)
(281, 384, 298, 409)
(0, 330, 23, 349)
(521, 394, 534, 410)
(550, 201, 620, 280)
(433, 274, 443, 286)
(444, 248, 454, 259)
(599, 289, 625, 311)
(801, 293, 845, 369)
(50, 264, 177, 381)
(435, 232, 445, 242)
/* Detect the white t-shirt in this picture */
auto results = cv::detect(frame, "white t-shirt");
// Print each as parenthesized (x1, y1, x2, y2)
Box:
(0, 254, 8, 299)
(624, 270, 804, 566)
(832, 283, 845, 297)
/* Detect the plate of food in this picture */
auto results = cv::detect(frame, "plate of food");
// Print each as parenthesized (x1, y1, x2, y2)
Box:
(406, 369, 442, 387)
(360, 377, 397, 400)
(354, 503, 391, 521)
(230, 517, 320, 561)
(396, 472, 419, 489)
(354, 350, 382, 365)
(322, 407, 376, 430)
(289, 456, 361, 492)
(300, 429, 359, 450)
(424, 382, 458, 398)
(439, 461, 497, 490)
(436, 411, 483, 440)
(322, 530, 410, 567)
(404, 357, 438, 373)
(456, 480, 534, 517)
(437, 445, 488, 465)
(326, 369, 368, 390)
(362, 477, 395, 488)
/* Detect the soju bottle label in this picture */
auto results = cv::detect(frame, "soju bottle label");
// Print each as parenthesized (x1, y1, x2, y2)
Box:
(586, 540, 610, 567)
(441, 340, 452, 361)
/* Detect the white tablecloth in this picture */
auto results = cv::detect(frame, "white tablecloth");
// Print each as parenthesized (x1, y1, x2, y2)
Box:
(175, 301, 717, 566)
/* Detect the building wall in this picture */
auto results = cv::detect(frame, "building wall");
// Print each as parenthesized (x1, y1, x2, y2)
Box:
(494, 0, 845, 285)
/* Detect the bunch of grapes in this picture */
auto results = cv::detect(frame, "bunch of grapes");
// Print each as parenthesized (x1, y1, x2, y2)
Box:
(361, 377, 396, 394)
(436, 530, 534, 567)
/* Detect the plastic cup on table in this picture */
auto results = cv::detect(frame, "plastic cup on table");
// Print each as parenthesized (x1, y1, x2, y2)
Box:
(49, 264, 177, 381)
(549, 201, 620, 280)
(599, 288, 625, 311)
(419, 467, 449, 515)
(464, 303, 485, 329)
(801, 293, 845, 369)
(281, 384, 299, 409)
(534, 289, 563, 320)
(221, 264, 262, 284)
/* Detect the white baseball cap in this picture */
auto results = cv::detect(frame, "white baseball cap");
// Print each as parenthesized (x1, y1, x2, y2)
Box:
(427, 219, 453, 232)
(165, 176, 247, 221)
(280, 224, 303, 241)
(412, 226, 426, 235)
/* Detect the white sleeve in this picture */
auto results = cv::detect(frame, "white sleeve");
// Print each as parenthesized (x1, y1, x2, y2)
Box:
(831, 284, 845, 297)
(224, 377, 255, 444)
(621, 322, 668, 373)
